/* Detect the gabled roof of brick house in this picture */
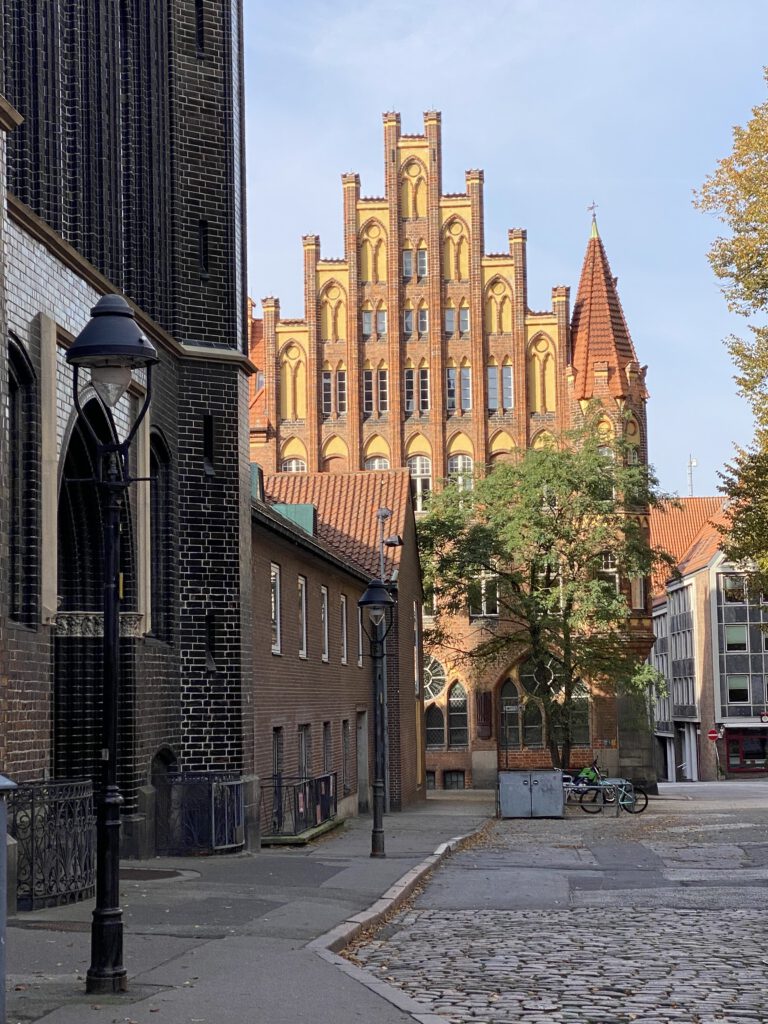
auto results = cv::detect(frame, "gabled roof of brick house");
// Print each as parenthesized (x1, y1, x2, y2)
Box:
(264, 470, 413, 580)
(676, 507, 729, 577)
(570, 220, 641, 400)
(649, 497, 725, 600)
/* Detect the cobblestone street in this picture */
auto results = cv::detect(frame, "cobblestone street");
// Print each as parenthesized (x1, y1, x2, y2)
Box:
(353, 782, 768, 1024)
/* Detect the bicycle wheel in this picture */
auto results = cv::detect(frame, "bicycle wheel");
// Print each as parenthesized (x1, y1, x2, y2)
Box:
(579, 788, 603, 813)
(601, 785, 617, 804)
(624, 785, 648, 814)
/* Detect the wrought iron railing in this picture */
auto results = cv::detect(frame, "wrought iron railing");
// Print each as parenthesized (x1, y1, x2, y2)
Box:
(260, 773, 337, 837)
(8, 779, 96, 911)
(155, 772, 245, 855)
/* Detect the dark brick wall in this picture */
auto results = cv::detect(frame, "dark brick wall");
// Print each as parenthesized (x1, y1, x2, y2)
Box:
(177, 359, 250, 771)
(251, 522, 373, 800)
(1, 0, 246, 351)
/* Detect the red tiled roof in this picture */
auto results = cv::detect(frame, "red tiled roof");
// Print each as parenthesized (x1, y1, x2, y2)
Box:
(677, 507, 729, 577)
(264, 470, 413, 579)
(570, 229, 640, 400)
(649, 497, 725, 597)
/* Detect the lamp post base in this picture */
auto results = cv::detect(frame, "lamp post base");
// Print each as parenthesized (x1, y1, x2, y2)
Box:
(370, 778, 386, 858)
(85, 971, 128, 995)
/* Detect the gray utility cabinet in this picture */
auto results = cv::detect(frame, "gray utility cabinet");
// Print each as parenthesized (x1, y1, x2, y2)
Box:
(498, 770, 563, 818)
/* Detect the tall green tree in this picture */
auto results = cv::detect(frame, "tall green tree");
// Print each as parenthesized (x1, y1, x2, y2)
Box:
(419, 418, 673, 770)
(695, 69, 768, 564)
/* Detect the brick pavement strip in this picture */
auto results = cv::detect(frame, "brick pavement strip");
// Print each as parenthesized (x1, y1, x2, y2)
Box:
(356, 907, 764, 1024)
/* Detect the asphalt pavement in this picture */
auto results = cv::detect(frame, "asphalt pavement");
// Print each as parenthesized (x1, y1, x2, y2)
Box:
(7, 791, 494, 1024)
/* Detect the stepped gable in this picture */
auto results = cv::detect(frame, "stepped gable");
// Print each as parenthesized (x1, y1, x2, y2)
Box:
(570, 220, 640, 399)
(264, 470, 411, 579)
(649, 497, 725, 598)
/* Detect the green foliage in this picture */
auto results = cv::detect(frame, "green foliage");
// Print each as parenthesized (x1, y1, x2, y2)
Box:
(419, 414, 676, 768)
(696, 70, 768, 560)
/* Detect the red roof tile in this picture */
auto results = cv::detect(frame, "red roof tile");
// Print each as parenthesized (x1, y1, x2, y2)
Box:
(649, 497, 725, 596)
(570, 229, 640, 400)
(264, 470, 413, 579)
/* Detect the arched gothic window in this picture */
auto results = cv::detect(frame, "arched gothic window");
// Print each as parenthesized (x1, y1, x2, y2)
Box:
(425, 705, 445, 749)
(447, 682, 468, 748)
(423, 655, 447, 700)
(528, 336, 556, 413)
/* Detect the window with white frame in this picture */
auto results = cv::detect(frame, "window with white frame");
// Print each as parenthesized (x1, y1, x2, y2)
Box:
(407, 455, 432, 513)
(404, 367, 415, 413)
(271, 563, 282, 653)
(402, 249, 413, 280)
(448, 453, 473, 490)
(487, 365, 499, 412)
(502, 364, 513, 409)
(336, 370, 347, 414)
(459, 305, 470, 334)
(416, 247, 428, 277)
(362, 310, 372, 338)
(377, 368, 389, 412)
(320, 585, 329, 662)
(364, 456, 389, 470)
(727, 675, 750, 704)
(418, 367, 430, 411)
(363, 369, 373, 414)
(376, 309, 387, 336)
(460, 365, 471, 411)
(403, 308, 414, 336)
(444, 308, 455, 335)
(282, 458, 307, 472)
(340, 594, 348, 664)
(723, 574, 747, 603)
(468, 575, 499, 617)
(725, 624, 748, 652)
(322, 371, 332, 416)
(298, 575, 307, 658)
(418, 306, 429, 335)
(597, 551, 619, 592)
(446, 366, 457, 412)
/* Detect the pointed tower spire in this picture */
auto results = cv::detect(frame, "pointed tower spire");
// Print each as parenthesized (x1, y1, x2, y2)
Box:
(570, 220, 641, 401)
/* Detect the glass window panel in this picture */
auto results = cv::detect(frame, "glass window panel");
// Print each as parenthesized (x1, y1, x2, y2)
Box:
(726, 624, 748, 652)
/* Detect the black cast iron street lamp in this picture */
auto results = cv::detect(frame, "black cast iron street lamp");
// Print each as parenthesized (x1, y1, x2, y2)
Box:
(358, 579, 395, 858)
(66, 294, 158, 994)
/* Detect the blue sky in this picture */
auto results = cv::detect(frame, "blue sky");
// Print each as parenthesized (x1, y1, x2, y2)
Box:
(243, 1, 766, 496)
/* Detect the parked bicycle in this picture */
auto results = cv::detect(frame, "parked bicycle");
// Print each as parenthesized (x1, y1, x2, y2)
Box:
(579, 777, 648, 814)
(561, 762, 648, 814)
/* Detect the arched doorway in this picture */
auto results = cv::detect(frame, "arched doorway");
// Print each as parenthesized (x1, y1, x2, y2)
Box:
(54, 398, 137, 798)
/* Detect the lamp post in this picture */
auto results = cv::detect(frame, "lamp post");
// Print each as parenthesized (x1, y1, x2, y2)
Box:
(358, 579, 395, 858)
(66, 294, 158, 994)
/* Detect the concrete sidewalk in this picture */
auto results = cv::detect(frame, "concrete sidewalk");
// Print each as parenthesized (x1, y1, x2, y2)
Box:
(7, 793, 494, 1024)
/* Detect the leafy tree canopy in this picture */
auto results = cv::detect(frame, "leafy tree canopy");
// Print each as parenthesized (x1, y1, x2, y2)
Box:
(419, 414, 674, 769)
(696, 69, 768, 566)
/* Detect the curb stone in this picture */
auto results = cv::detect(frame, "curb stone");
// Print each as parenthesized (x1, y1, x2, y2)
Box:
(308, 827, 484, 1024)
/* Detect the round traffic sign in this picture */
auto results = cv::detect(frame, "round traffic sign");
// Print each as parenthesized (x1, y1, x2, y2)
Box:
(707, 728, 719, 741)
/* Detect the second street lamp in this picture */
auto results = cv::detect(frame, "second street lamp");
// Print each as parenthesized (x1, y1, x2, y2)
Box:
(66, 294, 158, 994)
(358, 579, 395, 858)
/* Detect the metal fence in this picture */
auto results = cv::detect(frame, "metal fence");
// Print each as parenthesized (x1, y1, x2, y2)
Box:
(8, 779, 96, 910)
(261, 773, 337, 837)
(155, 772, 245, 855)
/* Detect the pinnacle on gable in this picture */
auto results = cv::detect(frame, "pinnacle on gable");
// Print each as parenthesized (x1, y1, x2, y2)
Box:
(570, 227, 641, 401)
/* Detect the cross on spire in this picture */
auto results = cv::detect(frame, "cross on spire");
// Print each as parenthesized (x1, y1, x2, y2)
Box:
(587, 201, 599, 238)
